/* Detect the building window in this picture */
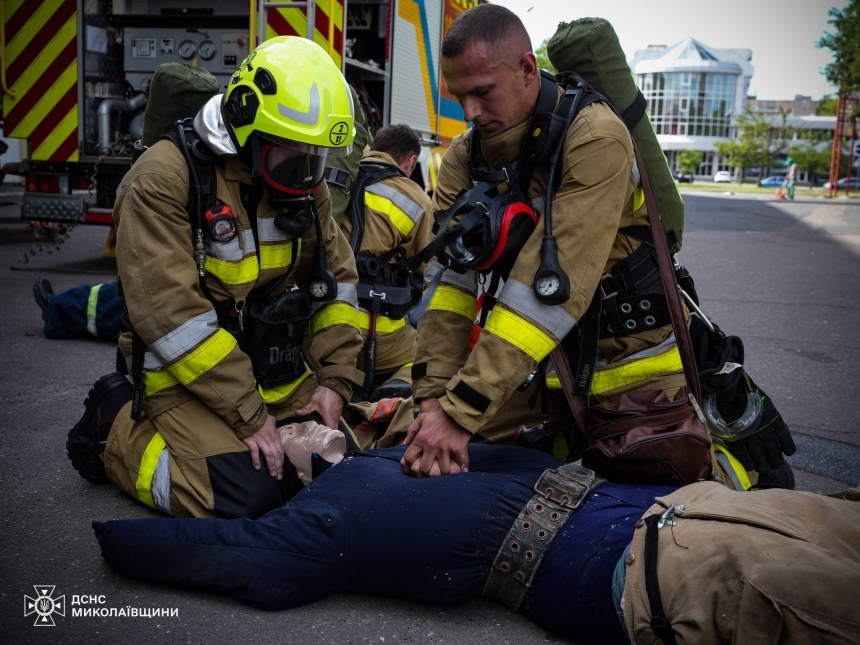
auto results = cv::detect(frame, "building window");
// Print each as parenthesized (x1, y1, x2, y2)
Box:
(639, 71, 737, 141)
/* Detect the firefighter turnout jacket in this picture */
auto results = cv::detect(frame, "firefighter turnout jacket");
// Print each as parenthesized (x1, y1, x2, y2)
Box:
(114, 139, 364, 440)
(414, 88, 686, 437)
(341, 150, 432, 378)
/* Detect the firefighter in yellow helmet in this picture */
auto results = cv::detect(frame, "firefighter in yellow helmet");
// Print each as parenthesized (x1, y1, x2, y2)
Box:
(67, 37, 366, 519)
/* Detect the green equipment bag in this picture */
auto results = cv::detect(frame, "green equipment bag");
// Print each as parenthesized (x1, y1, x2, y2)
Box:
(547, 18, 685, 249)
(141, 63, 221, 147)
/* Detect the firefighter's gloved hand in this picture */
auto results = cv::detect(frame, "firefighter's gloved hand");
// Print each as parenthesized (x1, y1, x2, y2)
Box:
(726, 394, 797, 473)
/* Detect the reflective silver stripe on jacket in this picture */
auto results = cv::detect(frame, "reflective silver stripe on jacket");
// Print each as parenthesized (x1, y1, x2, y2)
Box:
(366, 181, 425, 223)
(151, 448, 172, 515)
(205, 228, 256, 262)
(631, 157, 641, 187)
(596, 333, 677, 368)
(124, 351, 167, 374)
(257, 218, 292, 243)
(148, 310, 220, 364)
(311, 282, 359, 314)
(497, 278, 576, 340)
(425, 260, 480, 295)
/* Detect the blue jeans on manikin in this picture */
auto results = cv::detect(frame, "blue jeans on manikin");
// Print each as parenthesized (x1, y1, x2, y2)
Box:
(94, 445, 672, 642)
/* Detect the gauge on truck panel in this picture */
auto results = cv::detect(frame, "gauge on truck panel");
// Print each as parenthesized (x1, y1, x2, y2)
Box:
(178, 40, 197, 60)
(198, 40, 217, 61)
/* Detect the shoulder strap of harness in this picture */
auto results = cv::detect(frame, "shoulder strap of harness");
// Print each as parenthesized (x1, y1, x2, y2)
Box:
(346, 160, 405, 255)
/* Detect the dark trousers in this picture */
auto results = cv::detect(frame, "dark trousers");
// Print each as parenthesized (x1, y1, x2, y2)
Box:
(44, 281, 125, 339)
(95, 445, 671, 641)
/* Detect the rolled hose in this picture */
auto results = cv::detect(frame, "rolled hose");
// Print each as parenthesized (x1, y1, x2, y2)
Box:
(547, 18, 685, 249)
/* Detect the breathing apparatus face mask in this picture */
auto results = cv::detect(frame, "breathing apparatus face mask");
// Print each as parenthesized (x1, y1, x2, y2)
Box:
(250, 140, 326, 238)
(439, 180, 538, 274)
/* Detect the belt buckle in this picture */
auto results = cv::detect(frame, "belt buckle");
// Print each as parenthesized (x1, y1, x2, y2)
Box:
(533, 469, 589, 510)
(600, 273, 617, 300)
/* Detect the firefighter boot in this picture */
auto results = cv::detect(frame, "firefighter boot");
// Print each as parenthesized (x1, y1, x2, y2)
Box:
(32, 278, 54, 321)
(67, 373, 133, 484)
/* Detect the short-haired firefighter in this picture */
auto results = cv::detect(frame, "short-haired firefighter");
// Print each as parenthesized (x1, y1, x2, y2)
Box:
(67, 37, 366, 519)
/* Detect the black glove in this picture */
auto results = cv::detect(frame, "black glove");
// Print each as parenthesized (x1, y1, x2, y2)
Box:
(724, 388, 797, 473)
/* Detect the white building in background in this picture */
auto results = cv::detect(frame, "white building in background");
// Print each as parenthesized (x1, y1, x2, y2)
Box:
(631, 38, 754, 179)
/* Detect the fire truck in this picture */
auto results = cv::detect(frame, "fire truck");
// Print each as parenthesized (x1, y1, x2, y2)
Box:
(0, 0, 479, 232)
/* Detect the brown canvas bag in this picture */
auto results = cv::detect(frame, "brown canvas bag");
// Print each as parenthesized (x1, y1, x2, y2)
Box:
(551, 144, 712, 486)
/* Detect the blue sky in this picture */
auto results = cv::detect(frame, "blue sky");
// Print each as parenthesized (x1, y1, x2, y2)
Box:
(492, 0, 840, 101)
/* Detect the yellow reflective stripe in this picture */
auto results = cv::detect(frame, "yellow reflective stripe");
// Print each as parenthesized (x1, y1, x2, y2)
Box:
(634, 187, 645, 212)
(142, 370, 180, 398)
(259, 242, 295, 270)
(714, 443, 752, 491)
(364, 192, 415, 237)
(86, 283, 103, 337)
(167, 329, 237, 385)
(589, 346, 683, 395)
(135, 431, 167, 509)
(546, 375, 561, 389)
(484, 307, 556, 362)
(205, 254, 259, 285)
(257, 364, 313, 404)
(427, 285, 476, 319)
(309, 302, 360, 335)
(358, 311, 406, 333)
(402, 362, 413, 368)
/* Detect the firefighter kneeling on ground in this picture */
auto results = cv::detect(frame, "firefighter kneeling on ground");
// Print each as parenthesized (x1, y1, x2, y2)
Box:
(66, 37, 366, 519)
(340, 124, 432, 406)
(391, 5, 795, 485)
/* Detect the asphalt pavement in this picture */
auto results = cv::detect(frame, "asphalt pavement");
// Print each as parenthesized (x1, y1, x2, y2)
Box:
(1, 189, 859, 644)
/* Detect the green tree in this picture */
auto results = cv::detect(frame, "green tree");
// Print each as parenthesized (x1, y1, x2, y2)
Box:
(816, 94, 838, 115)
(714, 139, 757, 185)
(817, 1, 860, 93)
(535, 38, 557, 74)
(677, 149, 702, 177)
(788, 141, 831, 187)
(733, 106, 794, 185)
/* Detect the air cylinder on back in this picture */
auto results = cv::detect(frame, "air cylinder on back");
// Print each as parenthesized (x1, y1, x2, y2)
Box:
(548, 18, 685, 248)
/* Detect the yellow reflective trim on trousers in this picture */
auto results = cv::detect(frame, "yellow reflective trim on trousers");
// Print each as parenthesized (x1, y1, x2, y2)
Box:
(364, 192, 415, 237)
(714, 443, 752, 491)
(86, 283, 103, 337)
(205, 254, 259, 286)
(260, 242, 295, 270)
(309, 303, 360, 335)
(484, 307, 556, 362)
(358, 311, 406, 333)
(257, 364, 313, 404)
(135, 431, 167, 509)
(634, 187, 645, 212)
(167, 329, 237, 385)
(589, 346, 683, 395)
(427, 285, 476, 319)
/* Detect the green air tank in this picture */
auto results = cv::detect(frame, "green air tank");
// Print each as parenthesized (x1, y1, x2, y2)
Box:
(548, 18, 685, 248)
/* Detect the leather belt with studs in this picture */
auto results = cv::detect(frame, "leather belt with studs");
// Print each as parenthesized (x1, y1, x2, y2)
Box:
(482, 462, 606, 611)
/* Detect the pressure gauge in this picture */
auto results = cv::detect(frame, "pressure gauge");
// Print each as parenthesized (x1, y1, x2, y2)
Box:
(536, 273, 561, 297)
(198, 40, 216, 61)
(310, 281, 330, 299)
(178, 40, 197, 60)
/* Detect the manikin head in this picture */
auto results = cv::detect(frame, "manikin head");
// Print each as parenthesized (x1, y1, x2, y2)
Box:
(440, 4, 539, 137)
(370, 124, 422, 177)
